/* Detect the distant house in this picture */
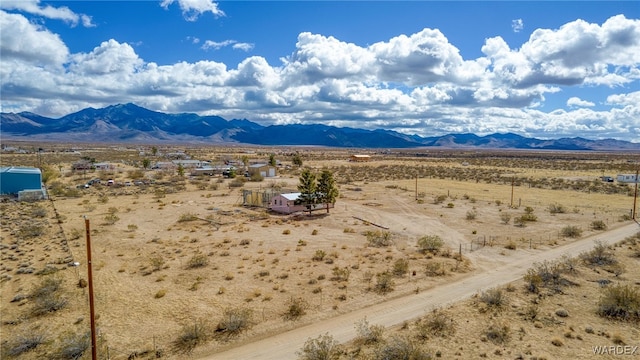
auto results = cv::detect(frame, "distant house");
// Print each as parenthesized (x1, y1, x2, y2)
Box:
(248, 164, 277, 178)
(0, 167, 46, 200)
(350, 155, 371, 162)
(153, 162, 177, 170)
(72, 160, 92, 171)
(94, 162, 114, 171)
(191, 167, 216, 176)
(172, 160, 210, 168)
(269, 192, 332, 214)
(617, 174, 639, 183)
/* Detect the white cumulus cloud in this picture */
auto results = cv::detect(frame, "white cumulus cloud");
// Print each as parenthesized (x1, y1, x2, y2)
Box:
(567, 97, 595, 107)
(0, 0, 94, 27)
(512, 19, 524, 33)
(160, 0, 224, 21)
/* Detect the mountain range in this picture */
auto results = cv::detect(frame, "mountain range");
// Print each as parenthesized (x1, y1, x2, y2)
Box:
(2, 103, 638, 150)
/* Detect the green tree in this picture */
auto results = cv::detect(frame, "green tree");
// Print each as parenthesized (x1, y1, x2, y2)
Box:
(316, 170, 339, 213)
(292, 153, 303, 167)
(297, 169, 317, 214)
(268, 153, 276, 167)
(177, 164, 185, 177)
(151, 146, 158, 156)
(142, 158, 151, 169)
(241, 155, 250, 169)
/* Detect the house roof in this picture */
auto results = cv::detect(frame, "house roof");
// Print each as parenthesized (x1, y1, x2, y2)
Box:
(1, 166, 42, 175)
(250, 163, 270, 168)
(280, 192, 301, 201)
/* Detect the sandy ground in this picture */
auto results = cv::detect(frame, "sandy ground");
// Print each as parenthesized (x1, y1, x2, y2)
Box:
(199, 222, 640, 359)
(1, 151, 638, 360)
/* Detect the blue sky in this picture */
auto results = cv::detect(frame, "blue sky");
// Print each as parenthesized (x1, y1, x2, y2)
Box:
(1, 1, 639, 142)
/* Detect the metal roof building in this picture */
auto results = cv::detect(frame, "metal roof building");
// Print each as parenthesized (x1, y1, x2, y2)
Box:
(0, 167, 43, 195)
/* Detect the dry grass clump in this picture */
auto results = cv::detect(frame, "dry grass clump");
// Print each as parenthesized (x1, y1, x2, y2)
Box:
(178, 212, 199, 222)
(186, 253, 208, 269)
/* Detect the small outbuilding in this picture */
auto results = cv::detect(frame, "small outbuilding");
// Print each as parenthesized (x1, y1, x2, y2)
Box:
(349, 155, 371, 162)
(0, 167, 46, 200)
(248, 164, 277, 178)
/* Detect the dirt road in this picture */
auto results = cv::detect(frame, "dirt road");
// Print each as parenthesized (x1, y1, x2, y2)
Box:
(200, 221, 638, 360)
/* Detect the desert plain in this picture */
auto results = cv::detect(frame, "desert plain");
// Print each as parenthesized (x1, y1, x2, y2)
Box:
(1, 143, 639, 360)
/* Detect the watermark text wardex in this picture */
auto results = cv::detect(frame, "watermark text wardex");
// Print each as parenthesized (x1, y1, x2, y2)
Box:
(592, 345, 638, 356)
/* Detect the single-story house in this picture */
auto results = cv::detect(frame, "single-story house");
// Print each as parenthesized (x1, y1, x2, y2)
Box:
(269, 192, 332, 214)
(617, 174, 639, 183)
(248, 164, 277, 178)
(350, 155, 371, 162)
(0, 167, 46, 200)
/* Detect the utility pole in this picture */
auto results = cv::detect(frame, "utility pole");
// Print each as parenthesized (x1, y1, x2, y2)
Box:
(511, 176, 515, 208)
(633, 168, 638, 220)
(85, 217, 98, 360)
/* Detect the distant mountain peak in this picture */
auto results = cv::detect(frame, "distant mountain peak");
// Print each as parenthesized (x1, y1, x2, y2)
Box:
(1, 104, 638, 150)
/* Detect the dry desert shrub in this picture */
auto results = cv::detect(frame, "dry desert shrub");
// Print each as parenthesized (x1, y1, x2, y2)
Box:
(417, 235, 444, 254)
(548, 203, 567, 214)
(373, 272, 394, 295)
(366, 230, 393, 247)
(29, 277, 67, 317)
(392, 258, 409, 277)
(374, 335, 431, 360)
(580, 241, 616, 266)
(590, 220, 608, 230)
(1, 332, 46, 357)
(172, 321, 211, 354)
(53, 331, 90, 360)
(480, 288, 508, 309)
(500, 212, 512, 224)
(560, 225, 582, 238)
(216, 307, 254, 337)
(298, 333, 342, 360)
(597, 284, 640, 322)
(415, 309, 456, 339)
(283, 297, 309, 321)
(355, 318, 385, 345)
(485, 321, 510, 344)
(523, 259, 572, 293)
